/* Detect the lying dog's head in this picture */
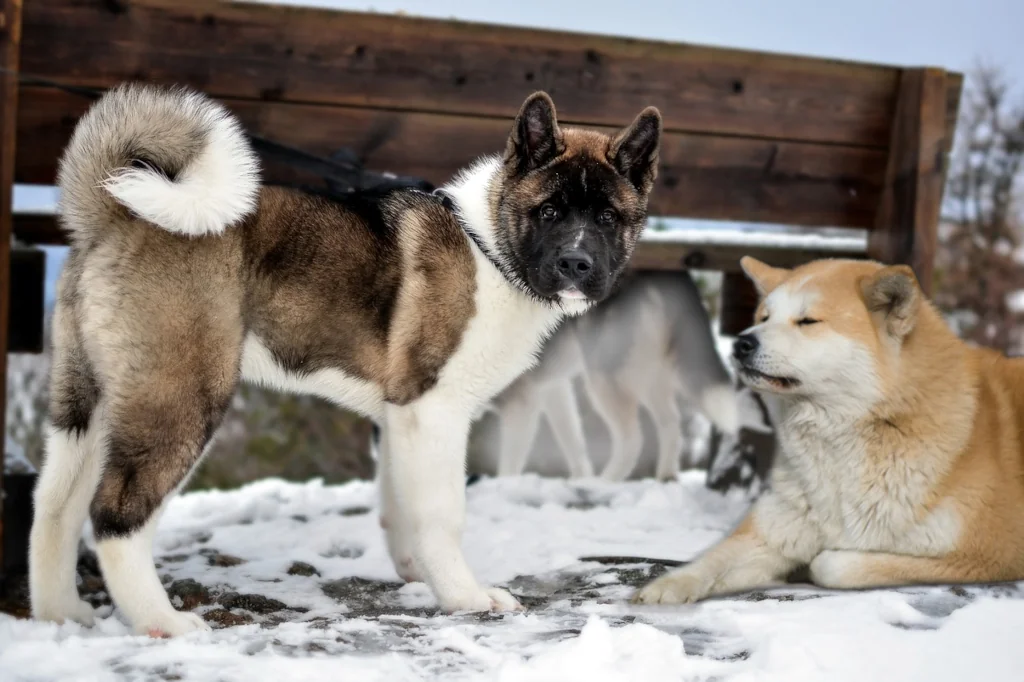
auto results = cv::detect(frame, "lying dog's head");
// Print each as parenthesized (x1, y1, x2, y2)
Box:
(492, 93, 661, 305)
(732, 257, 926, 405)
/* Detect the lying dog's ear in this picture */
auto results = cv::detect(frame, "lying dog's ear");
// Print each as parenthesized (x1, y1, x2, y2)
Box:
(506, 92, 564, 173)
(609, 107, 662, 193)
(861, 265, 921, 339)
(740, 256, 789, 297)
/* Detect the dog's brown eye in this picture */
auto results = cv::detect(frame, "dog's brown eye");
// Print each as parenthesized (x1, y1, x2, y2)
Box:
(540, 204, 559, 221)
(759, 315, 769, 323)
(598, 208, 617, 224)
(796, 318, 820, 326)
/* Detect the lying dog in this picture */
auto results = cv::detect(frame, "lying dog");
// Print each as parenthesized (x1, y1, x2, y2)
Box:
(482, 271, 738, 481)
(636, 256, 1024, 604)
(30, 83, 661, 635)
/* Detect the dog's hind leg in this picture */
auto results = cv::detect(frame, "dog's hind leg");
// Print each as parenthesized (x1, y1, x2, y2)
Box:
(646, 382, 685, 482)
(808, 550, 997, 589)
(30, 330, 103, 625)
(542, 382, 593, 478)
(495, 394, 543, 477)
(90, 373, 235, 636)
(588, 376, 642, 481)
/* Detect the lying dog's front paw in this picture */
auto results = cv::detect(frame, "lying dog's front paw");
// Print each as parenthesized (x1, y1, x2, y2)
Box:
(440, 587, 523, 613)
(632, 570, 711, 605)
(808, 550, 862, 589)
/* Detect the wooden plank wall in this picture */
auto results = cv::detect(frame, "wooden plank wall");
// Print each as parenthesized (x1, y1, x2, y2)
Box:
(14, 0, 961, 232)
(0, 0, 22, 573)
(6, 0, 962, 334)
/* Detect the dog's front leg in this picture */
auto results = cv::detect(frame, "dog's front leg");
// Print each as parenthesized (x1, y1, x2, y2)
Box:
(634, 492, 821, 604)
(382, 393, 522, 613)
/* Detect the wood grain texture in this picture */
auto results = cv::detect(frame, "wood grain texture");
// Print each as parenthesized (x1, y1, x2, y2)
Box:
(20, 0, 959, 147)
(868, 69, 950, 294)
(0, 0, 22, 575)
(15, 87, 889, 228)
(629, 240, 865, 273)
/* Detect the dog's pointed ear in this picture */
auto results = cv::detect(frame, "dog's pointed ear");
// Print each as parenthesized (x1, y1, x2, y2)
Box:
(506, 92, 564, 172)
(740, 256, 789, 297)
(861, 265, 921, 339)
(609, 107, 662, 193)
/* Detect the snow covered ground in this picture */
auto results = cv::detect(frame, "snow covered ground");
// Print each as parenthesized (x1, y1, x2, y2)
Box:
(3, 473, 1024, 681)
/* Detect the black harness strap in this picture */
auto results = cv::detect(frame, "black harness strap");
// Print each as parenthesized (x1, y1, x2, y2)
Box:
(432, 187, 515, 282)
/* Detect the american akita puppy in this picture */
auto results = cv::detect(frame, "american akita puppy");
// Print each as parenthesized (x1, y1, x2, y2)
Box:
(30, 83, 661, 635)
(635, 257, 1024, 604)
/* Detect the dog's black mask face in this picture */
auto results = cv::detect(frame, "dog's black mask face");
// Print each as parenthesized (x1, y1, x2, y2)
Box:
(494, 93, 662, 305)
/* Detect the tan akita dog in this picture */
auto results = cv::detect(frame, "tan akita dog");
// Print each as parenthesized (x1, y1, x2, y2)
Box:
(636, 257, 1024, 604)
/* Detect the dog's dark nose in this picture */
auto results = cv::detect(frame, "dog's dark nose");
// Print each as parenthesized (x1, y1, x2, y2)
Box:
(556, 249, 593, 283)
(733, 334, 759, 360)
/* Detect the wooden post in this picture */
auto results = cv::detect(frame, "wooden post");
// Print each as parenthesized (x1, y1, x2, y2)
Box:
(0, 0, 23, 574)
(719, 272, 759, 337)
(868, 68, 950, 294)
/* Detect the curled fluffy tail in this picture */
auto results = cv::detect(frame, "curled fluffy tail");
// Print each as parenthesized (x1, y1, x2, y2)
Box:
(57, 83, 259, 241)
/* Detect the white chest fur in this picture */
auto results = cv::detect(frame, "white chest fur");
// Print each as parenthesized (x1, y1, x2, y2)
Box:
(433, 249, 568, 411)
(773, 403, 960, 557)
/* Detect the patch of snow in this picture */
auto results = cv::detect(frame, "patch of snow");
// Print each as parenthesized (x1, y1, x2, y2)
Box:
(1007, 290, 1024, 314)
(3, 474, 1023, 680)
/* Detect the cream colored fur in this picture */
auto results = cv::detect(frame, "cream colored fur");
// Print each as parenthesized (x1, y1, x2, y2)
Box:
(636, 257, 1024, 604)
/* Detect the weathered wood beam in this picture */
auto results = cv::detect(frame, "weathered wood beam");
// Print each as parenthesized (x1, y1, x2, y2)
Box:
(17, 87, 888, 228)
(0, 0, 23, 575)
(868, 68, 952, 294)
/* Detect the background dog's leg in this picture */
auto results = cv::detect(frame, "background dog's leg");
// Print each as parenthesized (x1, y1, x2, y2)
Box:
(634, 494, 820, 604)
(809, 550, 987, 589)
(646, 382, 685, 481)
(90, 383, 232, 636)
(30, 421, 105, 626)
(384, 394, 521, 613)
(589, 376, 642, 481)
(495, 395, 542, 477)
(543, 382, 593, 478)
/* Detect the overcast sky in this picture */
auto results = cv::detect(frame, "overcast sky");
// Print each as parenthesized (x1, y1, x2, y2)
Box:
(261, 0, 1024, 82)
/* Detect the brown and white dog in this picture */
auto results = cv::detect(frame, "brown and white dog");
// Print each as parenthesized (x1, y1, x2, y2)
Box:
(30, 83, 661, 635)
(636, 256, 1024, 604)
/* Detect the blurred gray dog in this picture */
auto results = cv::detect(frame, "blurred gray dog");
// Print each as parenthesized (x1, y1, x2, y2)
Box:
(480, 271, 741, 481)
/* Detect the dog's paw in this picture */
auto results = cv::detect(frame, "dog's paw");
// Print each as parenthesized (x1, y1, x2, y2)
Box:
(809, 550, 862, 589)
(632, 570, 711, 605)
(440, 587, 522, 613)
(655, 467, 679, 483)
(486, 587, 524, 612)
(137, 610, 212, 638)
(395, 557, 423, 584)
(33, 596, 96, 627)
